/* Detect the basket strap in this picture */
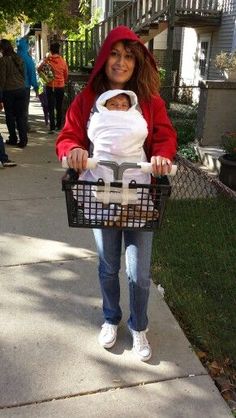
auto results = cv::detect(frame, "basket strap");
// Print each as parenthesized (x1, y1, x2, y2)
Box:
(121, 184, 130, 205)
(103, 182, 111, 204)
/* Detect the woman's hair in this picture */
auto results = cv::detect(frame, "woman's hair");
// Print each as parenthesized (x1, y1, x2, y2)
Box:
(91, 40, 160, 101)
(0, 39, 15, 56)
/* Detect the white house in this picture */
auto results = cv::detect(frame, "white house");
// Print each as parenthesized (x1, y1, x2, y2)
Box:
(179, 0, 236, 85)
(91, 0, 236, 86)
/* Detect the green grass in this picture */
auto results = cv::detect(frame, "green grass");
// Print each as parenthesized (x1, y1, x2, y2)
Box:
(152, 196, 236, 364)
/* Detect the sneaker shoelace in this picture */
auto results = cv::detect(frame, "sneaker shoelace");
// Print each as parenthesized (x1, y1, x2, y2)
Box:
(132, 330, 149, 350)
(102, 323, 116, 335)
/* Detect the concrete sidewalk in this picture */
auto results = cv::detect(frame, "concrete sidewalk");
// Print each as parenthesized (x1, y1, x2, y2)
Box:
(0, 97, 232, 417)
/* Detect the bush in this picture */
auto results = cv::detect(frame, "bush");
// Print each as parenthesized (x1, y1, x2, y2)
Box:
(172, 118, 196, 146)
(178, 144, 198, 162)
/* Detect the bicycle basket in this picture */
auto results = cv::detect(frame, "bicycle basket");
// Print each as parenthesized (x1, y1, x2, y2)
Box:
(62, 170, 171, 230)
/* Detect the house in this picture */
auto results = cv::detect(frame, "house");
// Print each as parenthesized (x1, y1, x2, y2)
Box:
(180, 0, 236, 85)
(21, 22, 50, 63)
(91, 0, 236, 86)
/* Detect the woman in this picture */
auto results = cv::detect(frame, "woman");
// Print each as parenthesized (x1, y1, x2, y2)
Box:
(38, 42, 68, 133)
(56, 26, 177, 362)
(0, 39, 28, 148)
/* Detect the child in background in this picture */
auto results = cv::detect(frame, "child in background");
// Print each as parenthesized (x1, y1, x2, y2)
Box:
(38, 79, 49, 126)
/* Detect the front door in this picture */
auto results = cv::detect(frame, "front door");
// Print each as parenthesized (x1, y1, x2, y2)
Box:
(198, 35, 211, 80)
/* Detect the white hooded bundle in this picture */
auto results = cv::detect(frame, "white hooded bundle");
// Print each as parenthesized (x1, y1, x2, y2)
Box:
(76, 90, 153, 222)
(80, 89, 150, 185)
(88, 89, 148, 165)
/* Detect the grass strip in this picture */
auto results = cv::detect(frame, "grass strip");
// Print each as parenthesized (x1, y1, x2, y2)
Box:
(152, 196, 236, 364)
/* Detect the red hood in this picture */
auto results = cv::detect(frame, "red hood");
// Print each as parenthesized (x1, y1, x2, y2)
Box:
(88, 25, 157, 85)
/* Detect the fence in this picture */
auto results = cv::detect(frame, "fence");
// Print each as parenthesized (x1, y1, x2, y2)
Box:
(152, 154, 236, 361)
(61, 37, 95, 71)
(62, 75, 90, 120)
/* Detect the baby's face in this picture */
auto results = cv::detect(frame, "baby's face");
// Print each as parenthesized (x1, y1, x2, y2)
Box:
(105, 94, 130, 111)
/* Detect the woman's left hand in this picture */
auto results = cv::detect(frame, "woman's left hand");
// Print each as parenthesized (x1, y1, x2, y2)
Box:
(150, 155, 172, 176)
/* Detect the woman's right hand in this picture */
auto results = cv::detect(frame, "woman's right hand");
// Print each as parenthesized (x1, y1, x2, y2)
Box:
(66, 147, 88, 172)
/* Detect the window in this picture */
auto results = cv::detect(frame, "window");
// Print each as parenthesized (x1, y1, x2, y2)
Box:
(198, 35, 211, 79)
(199, 42, 209, 76)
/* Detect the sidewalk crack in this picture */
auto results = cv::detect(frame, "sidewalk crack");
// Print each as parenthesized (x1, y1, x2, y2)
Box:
(0, 372, 207, 410)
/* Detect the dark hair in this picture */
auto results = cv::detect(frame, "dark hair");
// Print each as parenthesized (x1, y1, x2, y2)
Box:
(91, 40, 160, 101)
(50, 42, 60, 54)
(0, 39, 15, 56)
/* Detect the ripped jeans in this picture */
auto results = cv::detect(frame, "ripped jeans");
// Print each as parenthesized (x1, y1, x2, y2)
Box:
(93, 229, 153, 331)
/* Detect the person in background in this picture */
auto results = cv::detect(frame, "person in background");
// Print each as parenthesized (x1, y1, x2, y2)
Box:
(0, 39, 28, 148)
(16, 37, 39, 132)
(37, 78, 49, 127)
(0, 132, 17, 168)
(0, 104, 16, 167)
(37, 42, 68, 134)
(56, 26, 177, 362)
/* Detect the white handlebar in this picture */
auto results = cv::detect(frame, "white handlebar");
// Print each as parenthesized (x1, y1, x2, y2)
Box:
(62, 157, 177, 176)
(137, 161, 177, 176)
(62, 156, 98, 169)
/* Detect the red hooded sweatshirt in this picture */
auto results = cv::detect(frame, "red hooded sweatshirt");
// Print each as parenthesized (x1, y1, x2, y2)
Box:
(56, 26, 177, 161)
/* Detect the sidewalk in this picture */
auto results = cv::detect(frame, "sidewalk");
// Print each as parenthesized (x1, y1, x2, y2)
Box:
(0, 97, 232, 418)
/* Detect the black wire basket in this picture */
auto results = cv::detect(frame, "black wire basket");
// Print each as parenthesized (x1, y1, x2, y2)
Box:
(62, 162, 172, 231)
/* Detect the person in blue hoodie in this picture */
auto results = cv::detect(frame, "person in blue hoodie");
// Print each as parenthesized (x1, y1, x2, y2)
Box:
(16, 37, 38, 132)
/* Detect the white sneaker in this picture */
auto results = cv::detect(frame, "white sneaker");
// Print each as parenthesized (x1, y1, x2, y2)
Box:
(129, 326, 152, 361)
(98, 323, 118, 349)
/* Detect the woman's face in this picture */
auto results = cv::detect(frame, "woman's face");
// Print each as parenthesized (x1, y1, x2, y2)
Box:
(105, 42, 135, 89)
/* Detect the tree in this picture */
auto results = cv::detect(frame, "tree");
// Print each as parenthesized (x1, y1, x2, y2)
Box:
(0, 0, 91, 33)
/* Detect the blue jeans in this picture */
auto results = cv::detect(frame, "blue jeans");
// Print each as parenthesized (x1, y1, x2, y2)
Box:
(93, 229, 153, 331)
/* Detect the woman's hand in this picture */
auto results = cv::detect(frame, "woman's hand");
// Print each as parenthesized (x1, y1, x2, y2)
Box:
(150, 155, 172, 176)
(66, 147, 88, 172)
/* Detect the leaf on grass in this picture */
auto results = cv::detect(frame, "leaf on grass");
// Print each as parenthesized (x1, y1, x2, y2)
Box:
(196, 350, 207, 360)
(208, 360, 223, 377)
(215, 376, 236, 402)
(221, 389, 236, 402)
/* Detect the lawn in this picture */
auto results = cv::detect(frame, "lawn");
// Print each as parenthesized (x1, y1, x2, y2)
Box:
(152, 195, 236, 364)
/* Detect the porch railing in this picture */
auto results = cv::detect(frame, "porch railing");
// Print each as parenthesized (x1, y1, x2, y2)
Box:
(63, 0, 223, 70)
(175, 0, 220, 14)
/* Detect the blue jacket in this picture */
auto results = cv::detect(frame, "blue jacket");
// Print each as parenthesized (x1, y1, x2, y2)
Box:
(16, 37, 38, 91)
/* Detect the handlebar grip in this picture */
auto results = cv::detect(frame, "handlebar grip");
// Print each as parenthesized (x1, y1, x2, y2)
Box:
(62, 157, 177, 176)
(138, 162, 177, 176)
(62, 156, 98, 170)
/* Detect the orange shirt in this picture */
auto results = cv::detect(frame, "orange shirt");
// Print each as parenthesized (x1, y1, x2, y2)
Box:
(43, 54, 68, 88)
